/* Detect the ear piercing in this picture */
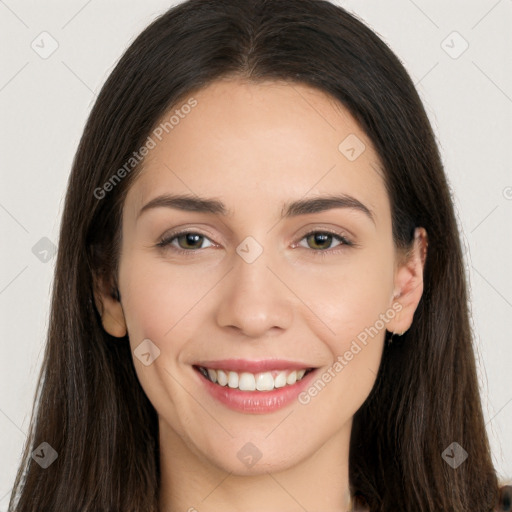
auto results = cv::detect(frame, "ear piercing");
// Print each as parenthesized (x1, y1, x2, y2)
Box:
(387, 329, 407, 346)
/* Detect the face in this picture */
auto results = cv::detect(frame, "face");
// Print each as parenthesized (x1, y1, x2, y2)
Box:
(96, 77, 425, 477)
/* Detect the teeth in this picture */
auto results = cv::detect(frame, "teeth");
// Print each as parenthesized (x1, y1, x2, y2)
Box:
(240, 372, 256, 391)
(228, 371, 239, 388)
(255, 372, 273, 391)
(216, 369, 228, 386)
(286, 371, 297, 385)
(274, 372, 287, 388)
(199, 367, 310, 391)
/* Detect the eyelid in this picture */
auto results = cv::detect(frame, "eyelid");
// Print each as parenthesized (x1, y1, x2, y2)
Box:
(294, 225, 354, 243)
(156, 225, 356, 255)
(156, 228, 219, 251)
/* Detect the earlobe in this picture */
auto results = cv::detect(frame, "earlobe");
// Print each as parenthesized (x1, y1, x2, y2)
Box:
(92, 276, 127, 338)
(386, 227, 428, 335)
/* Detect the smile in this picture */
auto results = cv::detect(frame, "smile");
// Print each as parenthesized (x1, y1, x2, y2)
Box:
(195, 366, 314, 391)
(192, 358, 319, 413)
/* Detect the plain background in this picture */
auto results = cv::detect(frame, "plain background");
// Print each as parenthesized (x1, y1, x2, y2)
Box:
(0, 0, 511, 507)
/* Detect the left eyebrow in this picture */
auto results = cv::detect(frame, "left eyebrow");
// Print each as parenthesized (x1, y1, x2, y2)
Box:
(282, 194, 375, 225)
(137, 193, 375, 225)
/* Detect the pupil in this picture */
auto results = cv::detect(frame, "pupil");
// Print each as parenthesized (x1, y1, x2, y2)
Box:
(312, 233, 330, 249)
(184, 233, 201, 248)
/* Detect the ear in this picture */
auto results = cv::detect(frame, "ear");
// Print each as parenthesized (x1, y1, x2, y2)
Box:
(385, 227, 428, 335)
(92, 273, 127, 338)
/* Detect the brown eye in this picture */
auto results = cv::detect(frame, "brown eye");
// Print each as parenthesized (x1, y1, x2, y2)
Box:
(299, 231, 350, 251)
(176, 233, 206, 250)
(305, 232, 336, 250)
(156, 231, 214, 252)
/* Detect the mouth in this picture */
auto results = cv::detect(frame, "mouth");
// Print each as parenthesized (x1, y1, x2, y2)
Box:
(193, 365, 315, 392)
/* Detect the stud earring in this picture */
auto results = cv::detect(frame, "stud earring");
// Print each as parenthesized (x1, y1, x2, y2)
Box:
(387, 329, 407, 346)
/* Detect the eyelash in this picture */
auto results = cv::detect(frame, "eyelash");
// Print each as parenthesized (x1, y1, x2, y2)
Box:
(156, 229, 354, 257)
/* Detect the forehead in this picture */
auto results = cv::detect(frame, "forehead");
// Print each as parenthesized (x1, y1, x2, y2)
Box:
(125, 78, 388, 225)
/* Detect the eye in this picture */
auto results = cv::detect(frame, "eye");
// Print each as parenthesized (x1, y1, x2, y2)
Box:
(156, 229, 353, 256)
(296, 230, 353, 255)
(156, 231, 214, 253)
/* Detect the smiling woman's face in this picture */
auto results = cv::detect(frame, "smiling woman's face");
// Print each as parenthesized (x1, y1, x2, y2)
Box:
(96, 77, 424, 481)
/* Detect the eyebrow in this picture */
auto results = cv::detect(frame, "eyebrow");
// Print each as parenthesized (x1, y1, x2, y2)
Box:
(137, 193, 375, 224)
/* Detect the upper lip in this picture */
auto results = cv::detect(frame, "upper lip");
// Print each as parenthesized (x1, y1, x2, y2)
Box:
(193, 359, 315, 373)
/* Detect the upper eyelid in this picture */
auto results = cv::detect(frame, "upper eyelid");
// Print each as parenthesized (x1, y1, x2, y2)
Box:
(158, 228, 353, 248)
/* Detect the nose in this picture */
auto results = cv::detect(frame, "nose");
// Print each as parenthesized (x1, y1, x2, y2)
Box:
(215, 245, 294, 339)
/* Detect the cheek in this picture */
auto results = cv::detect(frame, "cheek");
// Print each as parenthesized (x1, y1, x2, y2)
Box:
(119, 253, 213, 342)
(120, 235, 395, 352)
(292, 243, 395, 404)
(294, 263, 394, 427)
(293, 246, 395, 342)
(117, 255, 206, 432)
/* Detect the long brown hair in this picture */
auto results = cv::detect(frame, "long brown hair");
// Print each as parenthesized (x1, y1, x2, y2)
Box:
(8, 0, 507, 510)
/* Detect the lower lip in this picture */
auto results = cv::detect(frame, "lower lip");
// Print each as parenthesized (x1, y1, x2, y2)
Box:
(195, 367, 317, 414)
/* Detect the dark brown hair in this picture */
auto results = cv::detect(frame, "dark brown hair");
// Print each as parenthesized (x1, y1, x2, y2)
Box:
(8, 0, 508, 510)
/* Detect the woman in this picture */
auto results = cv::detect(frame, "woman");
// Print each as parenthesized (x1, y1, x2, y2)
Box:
(7, 0, 511, 510)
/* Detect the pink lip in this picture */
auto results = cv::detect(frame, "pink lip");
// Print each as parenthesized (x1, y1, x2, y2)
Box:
(194, 358, 313, 373)
(193, 364, 318, 414)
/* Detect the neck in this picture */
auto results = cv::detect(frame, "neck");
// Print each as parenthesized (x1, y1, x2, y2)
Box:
(158, 418, 353, 512)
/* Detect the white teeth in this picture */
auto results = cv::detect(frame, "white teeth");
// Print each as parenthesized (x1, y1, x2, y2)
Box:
(239, 372, 256, 391)
(274, 371, 287, 388)
(286, 371, 297, 385)
(228, 371, 239, 388)
(255, 372, 274, 391)
(216, 369, 228, 386)
(199, 367, 310, 391)
(207, 368, 217, 382)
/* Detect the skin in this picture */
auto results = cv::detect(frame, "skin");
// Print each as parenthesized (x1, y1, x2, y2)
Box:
(94, 77, 427, 512)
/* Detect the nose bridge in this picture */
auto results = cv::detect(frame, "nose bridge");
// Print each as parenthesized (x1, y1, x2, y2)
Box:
(215, 233, 293, 336)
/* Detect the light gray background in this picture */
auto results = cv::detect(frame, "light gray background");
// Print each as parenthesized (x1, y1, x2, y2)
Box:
(1, 0, 511, 507)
